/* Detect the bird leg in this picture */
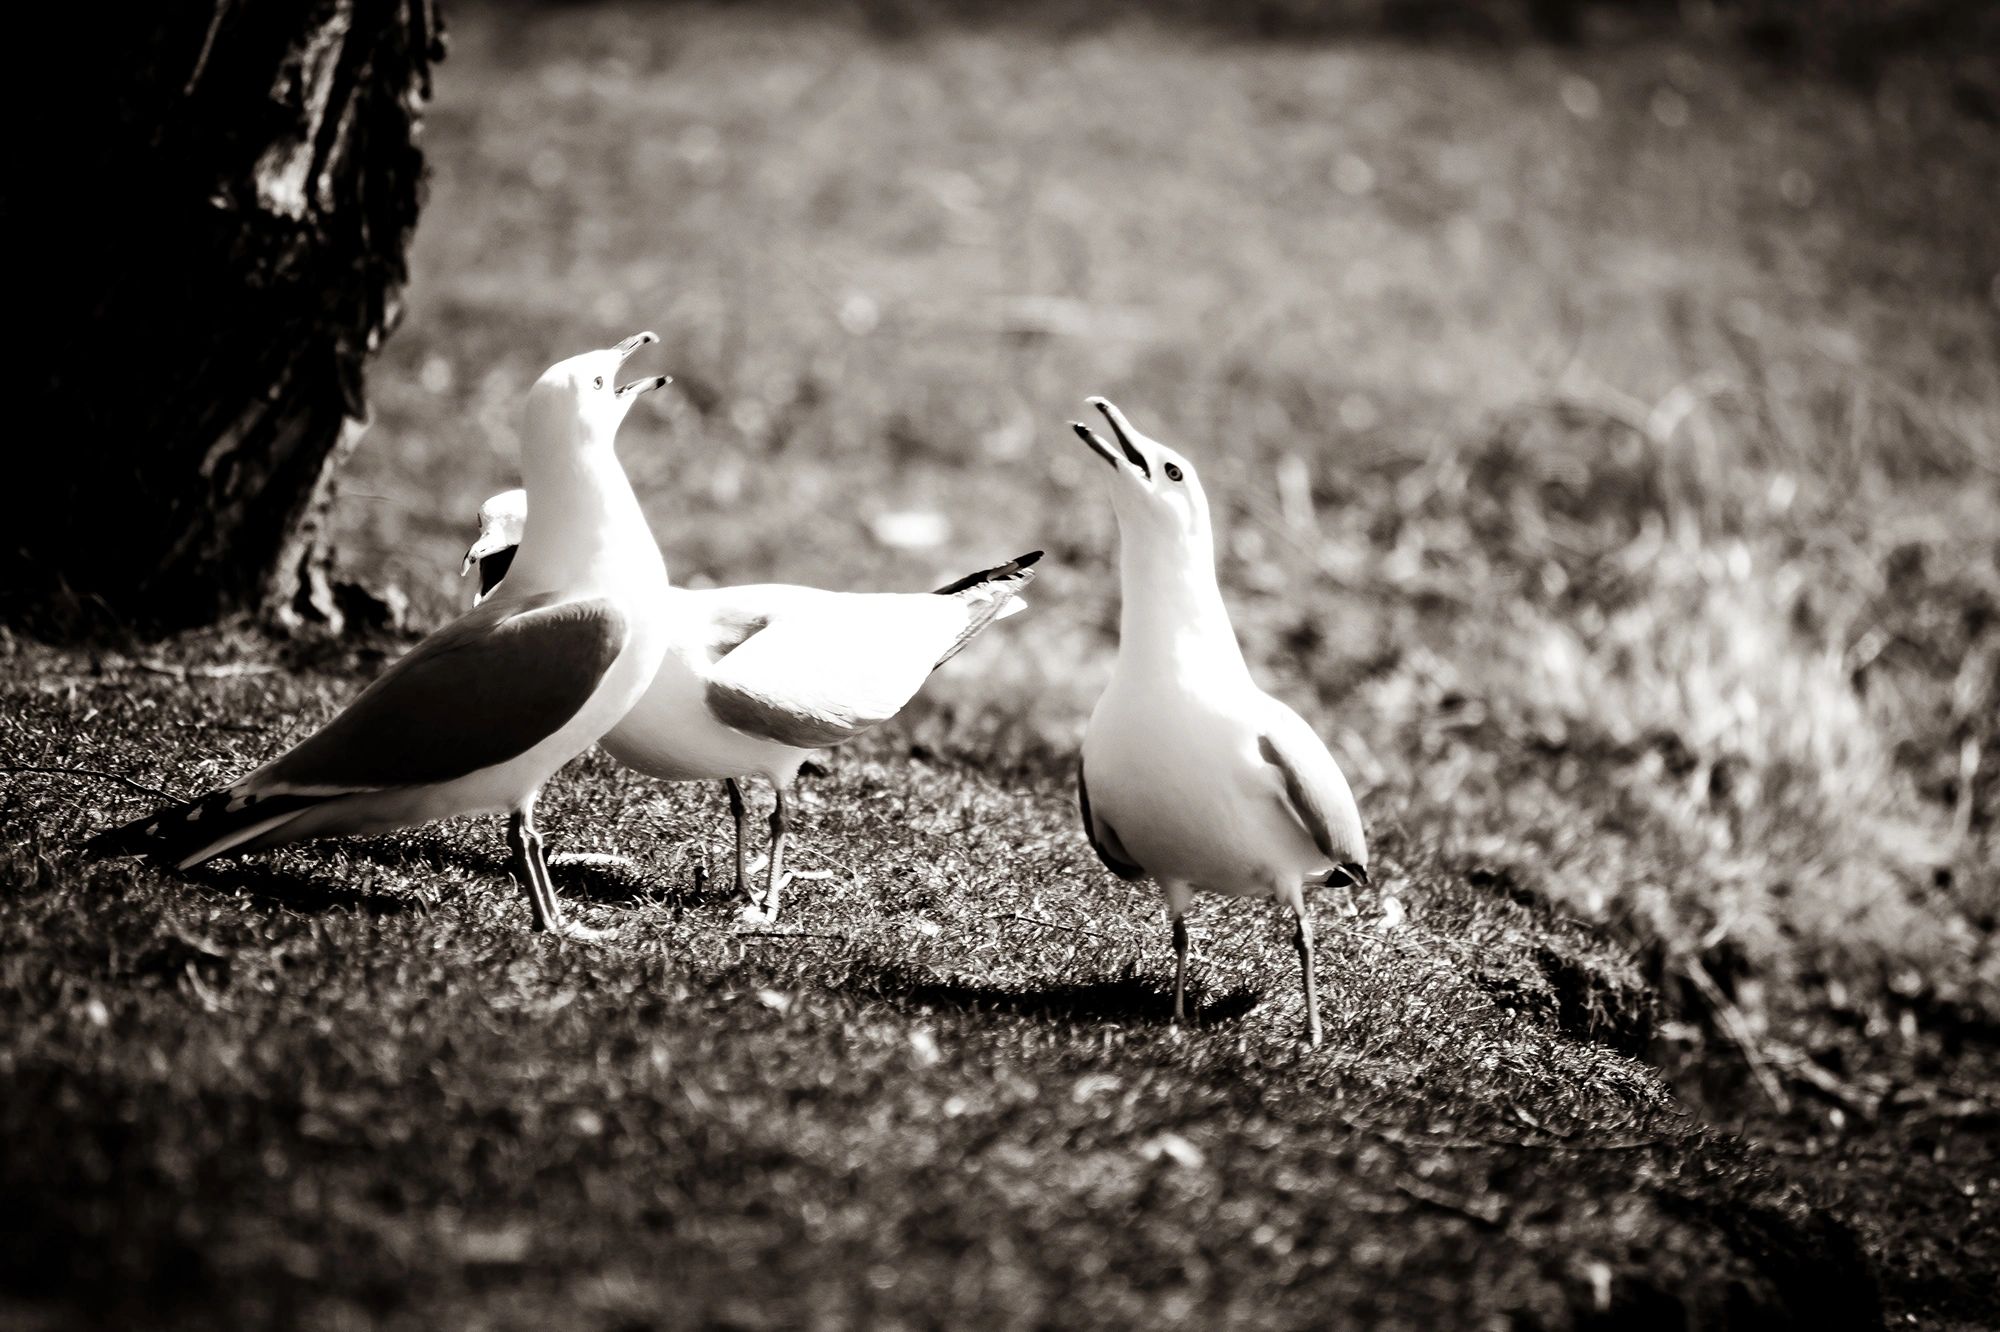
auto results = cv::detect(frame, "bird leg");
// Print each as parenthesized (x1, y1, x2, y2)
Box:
(725, 778, 752, 904)
(737, 784, 791, 926)
(508, 807, 564, 932)
(1293, 903, 1322, 1049)
(1171, 914, 1191, 1026)
(764, 786, 791, 919)
(509, 807, 611, 941)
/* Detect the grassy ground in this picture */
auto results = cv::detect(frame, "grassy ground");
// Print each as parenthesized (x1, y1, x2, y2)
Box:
(5, 2, 1999, 1327)
(0, 638, 1889, 1329)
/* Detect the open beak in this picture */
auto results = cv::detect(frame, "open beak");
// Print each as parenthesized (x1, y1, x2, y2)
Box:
(1070, 396, 1151, 479)
(612, 331, 671, 399)
(461, 536, 519, 602)
(614, 331, 658, 362)
(460, 529, 510, 577)
(615, 373, 671, 400)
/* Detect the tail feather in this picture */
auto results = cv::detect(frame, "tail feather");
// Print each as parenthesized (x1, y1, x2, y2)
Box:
(84, 784, 325, 870)
(931, 550, 1041, 670)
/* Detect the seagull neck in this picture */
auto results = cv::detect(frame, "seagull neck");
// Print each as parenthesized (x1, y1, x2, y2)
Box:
(1117, 534, 1249, 680)
(508, 444, 666, 593)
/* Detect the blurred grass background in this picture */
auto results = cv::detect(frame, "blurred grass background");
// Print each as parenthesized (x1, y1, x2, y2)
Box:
(340, 0, 1998, 1013)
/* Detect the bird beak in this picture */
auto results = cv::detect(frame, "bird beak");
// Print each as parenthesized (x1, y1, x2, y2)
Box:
(610, 332, 671, 400)
(460, 529, 510, 577)
(613, 331, 658, 362)
(1071, 419, 1120, 470)
(615, 373, 671, 401)
(1070, 396, 1151, 480)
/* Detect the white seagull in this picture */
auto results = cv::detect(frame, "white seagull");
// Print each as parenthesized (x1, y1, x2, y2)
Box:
(1069, 397, 1367, 1047)
(462, 488, 1041, 925)
(88, 334, 676, 939)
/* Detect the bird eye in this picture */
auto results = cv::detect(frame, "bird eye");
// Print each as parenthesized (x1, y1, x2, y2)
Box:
(1164, 463, 1183, 482)
(593, 376, 605, 390)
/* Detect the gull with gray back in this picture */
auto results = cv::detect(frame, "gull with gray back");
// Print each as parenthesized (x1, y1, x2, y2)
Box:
(464, 489, 1040, 925)
(1068, 397, 1368, 1047)
(88, 334, 676, 940)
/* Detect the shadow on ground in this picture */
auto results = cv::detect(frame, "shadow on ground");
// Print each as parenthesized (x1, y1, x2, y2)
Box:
(878, 965, 1267, 1028)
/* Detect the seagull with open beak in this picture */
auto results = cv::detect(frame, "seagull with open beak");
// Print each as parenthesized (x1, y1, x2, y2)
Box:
(1068, 397, 1368, 1047)
(89, 333, 675, 940)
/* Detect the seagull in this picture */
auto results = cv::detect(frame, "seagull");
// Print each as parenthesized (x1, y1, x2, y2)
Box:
(1068, 397, 1367, 1047)
(87, 334, 676, 939)
(463, 488, 1041, 925)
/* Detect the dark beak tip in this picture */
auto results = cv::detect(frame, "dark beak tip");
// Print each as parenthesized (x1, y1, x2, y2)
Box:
(614, 330, 661, 360)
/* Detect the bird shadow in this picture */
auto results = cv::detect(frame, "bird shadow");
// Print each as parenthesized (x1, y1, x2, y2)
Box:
(417, 841, 678, 909)
(182, 858, 422, 918)
(868, 963, 1266, 1030)
(177, 835, 662, 915)
(410, 837, 758, 913)
(168, 824, 751, 923)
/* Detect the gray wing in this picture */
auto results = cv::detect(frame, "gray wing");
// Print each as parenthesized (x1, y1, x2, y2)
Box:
(1077, 757, 1146, 881)
(698, 588, 972, 750)
(699, 610, 903, 749)
(258, 593, 629, 792)
(703, 678, 875, 750)
(1258, 721, 1367, 876)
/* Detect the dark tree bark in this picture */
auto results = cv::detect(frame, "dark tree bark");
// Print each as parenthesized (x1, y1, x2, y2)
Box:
(5, 0, 444, 636)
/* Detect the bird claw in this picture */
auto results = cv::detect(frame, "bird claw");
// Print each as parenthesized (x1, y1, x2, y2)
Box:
(552, 918, 618, 943)
(734, 870, 794, 927)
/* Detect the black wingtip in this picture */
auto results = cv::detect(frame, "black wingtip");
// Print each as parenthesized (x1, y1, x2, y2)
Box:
(931, 551, 1043, 596)
(81, 808, 165, 862)
(79, 784, 306, 871)
(80, 827, 129, 861)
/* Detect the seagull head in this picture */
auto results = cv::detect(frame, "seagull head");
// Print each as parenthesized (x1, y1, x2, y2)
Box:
(1069, 397, 1213, 553)
(523, 331, 671, 458)
(461, 488, 528, 603)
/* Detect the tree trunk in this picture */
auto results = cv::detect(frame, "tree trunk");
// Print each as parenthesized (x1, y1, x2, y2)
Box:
(6, 0, 444, 636)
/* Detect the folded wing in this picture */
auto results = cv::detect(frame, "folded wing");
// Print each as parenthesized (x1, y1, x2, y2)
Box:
(263, 593, 629, 793)
(1256, 702, 1368, 876)
(88, 593, 628, 867)
(1077, 757, 1146, 880)
(701, 554, 1038, 750)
